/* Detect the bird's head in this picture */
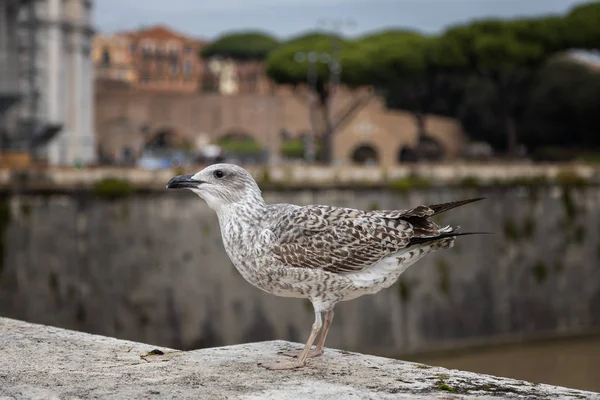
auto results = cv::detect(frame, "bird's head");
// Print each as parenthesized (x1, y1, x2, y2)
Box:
(166, 163, 263, 211)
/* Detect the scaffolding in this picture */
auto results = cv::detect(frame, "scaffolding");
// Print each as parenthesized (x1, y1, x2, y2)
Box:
(0, 0, 23, 151)
(0, 0, 63, 156)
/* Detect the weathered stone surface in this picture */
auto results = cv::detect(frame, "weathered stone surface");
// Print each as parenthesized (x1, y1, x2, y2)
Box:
(0, 317, 597, 399)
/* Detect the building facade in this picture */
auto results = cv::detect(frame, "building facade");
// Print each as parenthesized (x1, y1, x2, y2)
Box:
(92, 33, 137, 85)
(203, 58, 275, 95)
(0, 0, 96, 166)
(116, 25, 205, 93)
(92, 25, 280, 96)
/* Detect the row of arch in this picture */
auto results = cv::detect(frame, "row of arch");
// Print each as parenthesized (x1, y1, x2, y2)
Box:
(99, 118, 445, 165)
(145, 134, 443, 165)
(351, 144, 439, 164)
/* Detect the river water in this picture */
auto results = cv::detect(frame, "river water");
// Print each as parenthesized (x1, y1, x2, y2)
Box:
(412, 335, 600, 393)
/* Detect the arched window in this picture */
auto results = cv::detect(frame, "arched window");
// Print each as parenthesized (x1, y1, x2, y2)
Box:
(141, 40, 155, 57)
(398, 145, 418, 163)
(351, 144, 379, 165)
(101, 47, 110, 66)
(415, 135, 444, 161)
(147, 129, 174, 149)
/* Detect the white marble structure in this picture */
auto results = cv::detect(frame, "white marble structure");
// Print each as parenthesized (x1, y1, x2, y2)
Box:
(0, 0, 22, 144)
(1, 0, 96, 165)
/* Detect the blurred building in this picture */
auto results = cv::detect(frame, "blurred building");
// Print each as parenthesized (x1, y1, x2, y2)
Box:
(95, 86, 466, 166)
(203, 58, 275, 95)
(0, 0, 96, 167)
(92, 25, 279, 96)
(92, 34, 137, 86)
(98, 25, 206, 93)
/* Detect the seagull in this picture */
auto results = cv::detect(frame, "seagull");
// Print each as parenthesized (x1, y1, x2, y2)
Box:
(167, 163, 485, 370)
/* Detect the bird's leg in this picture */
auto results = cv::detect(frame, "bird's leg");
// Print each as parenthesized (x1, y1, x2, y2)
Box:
(312, 309, 334, 355)
(260, 310, 323, 370)
(280, 310, 334, 359)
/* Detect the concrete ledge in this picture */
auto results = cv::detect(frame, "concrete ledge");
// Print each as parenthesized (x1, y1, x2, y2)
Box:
(1, 162, 598, 192)
(0, 317, 597, 399)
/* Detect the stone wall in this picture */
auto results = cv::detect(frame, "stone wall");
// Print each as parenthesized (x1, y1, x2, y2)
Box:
(0, 162, 597, 190)
(0, 186, 599, 357)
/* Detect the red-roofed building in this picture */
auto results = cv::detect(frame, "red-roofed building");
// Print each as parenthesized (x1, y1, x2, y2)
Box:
(108, 25, 207, 93)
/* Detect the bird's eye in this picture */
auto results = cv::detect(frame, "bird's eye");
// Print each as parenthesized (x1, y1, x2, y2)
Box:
(213, 170, 225, 179)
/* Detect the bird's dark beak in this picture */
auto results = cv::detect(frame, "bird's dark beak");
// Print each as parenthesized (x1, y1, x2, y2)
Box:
(166, 174, 203, 189)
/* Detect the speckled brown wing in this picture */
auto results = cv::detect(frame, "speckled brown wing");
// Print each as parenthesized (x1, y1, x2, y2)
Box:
(270, 205, 440, 274)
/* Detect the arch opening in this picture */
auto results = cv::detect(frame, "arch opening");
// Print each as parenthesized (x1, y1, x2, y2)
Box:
(351, 144, 379, 165)
(415, 135, 444, 161)
(145, 128, 184, 151)
(398, 145, 418, 163)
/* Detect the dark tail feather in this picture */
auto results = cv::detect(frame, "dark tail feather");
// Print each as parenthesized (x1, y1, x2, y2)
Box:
(429, 197, 486, 216)
(408, 231, 492, 246)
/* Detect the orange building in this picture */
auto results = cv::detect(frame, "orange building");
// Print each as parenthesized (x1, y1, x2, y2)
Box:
(122, 25, 206, 93)
(93, 25, 206, 93)
(92, 34, 137, 85)
(92, 25, 285, 95)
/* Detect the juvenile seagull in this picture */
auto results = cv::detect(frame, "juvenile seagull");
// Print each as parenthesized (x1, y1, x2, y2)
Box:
(167, 163, 485, 370)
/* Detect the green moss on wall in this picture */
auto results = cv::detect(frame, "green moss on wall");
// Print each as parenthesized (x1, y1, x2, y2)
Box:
(48, 272, 59, 295)
(503, 218, 520, 241)
(561, 188, 577, 222)
(573, 225, 586, 244)
(437, 259, 450, 296)
(527, 187, 540, 205)
(93, 178, 134, 200)
(555, 169, 590, 187)
(459, 176, 481, 189)
(522, 217, 536, 239)
(532, 262, 548, 284)
(388, 175, 432, 193)
(397, 279, 419, 303)
(0, 200, 11, 277)
(19, 201, 32, 218)
(503, 175, 548, 187)
(554, 260, 564, 272)
(303, 299, 313, 313)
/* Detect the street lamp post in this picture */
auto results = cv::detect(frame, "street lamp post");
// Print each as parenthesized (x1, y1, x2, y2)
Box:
(293, 19, 355, 164)
(317, 19, 356, 164)
(294, 51, 330, 162)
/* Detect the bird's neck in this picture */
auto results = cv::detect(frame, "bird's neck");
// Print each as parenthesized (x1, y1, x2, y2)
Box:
(215, 194, 267, 228)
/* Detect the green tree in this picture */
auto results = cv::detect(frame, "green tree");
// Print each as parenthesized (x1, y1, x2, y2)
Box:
(442, 19, 554, 155)
(521, 56, 600, 157)
(201, 31, 280, 60)
(564, 2, 600, 50)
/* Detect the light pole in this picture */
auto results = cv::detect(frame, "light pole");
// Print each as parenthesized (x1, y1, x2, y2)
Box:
(294, 51, 330, 162)
(317, 18, 356, 164)
(293, 19, 355, 164)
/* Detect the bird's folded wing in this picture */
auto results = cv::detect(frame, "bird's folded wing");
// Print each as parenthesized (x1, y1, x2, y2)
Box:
(270, 205, 436, 274)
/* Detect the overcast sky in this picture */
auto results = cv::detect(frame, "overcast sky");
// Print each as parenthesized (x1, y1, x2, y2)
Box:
(94, 0, 589, 40)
